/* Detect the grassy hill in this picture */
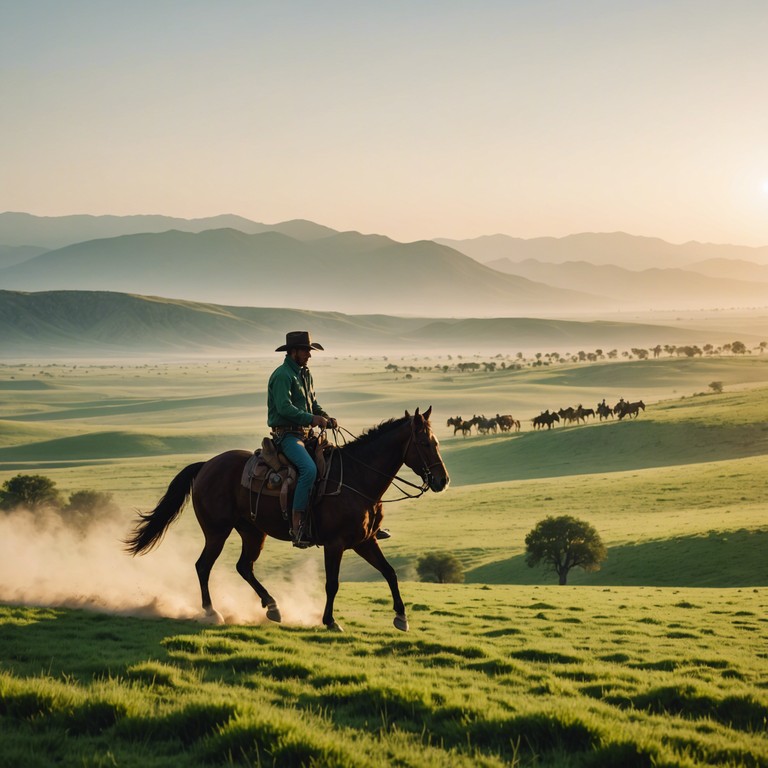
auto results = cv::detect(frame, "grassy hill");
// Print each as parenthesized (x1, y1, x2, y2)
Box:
(1, 355, 766, 765)
(1, 356, 766, 591)
(441, 386, 768, 483)
(0, 289, 738, 357)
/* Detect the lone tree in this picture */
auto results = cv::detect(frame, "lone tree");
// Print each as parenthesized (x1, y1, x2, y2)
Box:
(0, 474, 62, 511)
(416, 552, 465, 584)
(525, 515, 607, 585)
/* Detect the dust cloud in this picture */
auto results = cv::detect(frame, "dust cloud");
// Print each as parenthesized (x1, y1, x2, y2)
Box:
(0, 507, 324, 627)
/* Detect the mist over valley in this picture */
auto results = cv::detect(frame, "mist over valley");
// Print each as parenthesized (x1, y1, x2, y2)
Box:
(2, 213, 768, 322)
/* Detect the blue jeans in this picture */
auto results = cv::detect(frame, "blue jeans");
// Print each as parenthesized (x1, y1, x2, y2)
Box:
(277, 434, 317, 512)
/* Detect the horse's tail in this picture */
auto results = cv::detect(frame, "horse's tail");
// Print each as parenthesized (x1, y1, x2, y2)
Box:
(124, 461, 206, 556)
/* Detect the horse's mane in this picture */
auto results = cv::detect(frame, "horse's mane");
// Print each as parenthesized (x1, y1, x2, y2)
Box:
(341, 415, 410, 453)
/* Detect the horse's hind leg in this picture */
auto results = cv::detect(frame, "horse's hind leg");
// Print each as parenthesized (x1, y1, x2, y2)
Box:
(195, 529, 231, 624)
(353, 538, 408, 632)
(235, 527, 282, 623)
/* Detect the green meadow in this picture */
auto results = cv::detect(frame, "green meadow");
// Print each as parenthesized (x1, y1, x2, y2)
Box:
(1, 353, 767, 765)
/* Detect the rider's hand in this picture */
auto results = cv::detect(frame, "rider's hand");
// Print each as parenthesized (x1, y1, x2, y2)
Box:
(326, 417, 338, 430)
(311, 415, 328, 429)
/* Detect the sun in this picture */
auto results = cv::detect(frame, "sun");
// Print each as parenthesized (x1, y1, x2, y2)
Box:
(762, 178, 768, 196)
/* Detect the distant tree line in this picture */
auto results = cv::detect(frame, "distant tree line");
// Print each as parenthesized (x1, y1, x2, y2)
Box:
(384, 339, 764, 375)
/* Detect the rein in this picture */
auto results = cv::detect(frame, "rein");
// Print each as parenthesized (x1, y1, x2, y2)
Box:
(325, 423, 432, 503)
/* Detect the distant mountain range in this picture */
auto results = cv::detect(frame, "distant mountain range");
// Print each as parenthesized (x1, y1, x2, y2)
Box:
(0, 212, 338, 248)
(436, 232, 768, 269)
(1, 213, 768, 316)
(0, 290, 723, 357)
(482, 258, 768, 309)
(0, 227, 601, 316)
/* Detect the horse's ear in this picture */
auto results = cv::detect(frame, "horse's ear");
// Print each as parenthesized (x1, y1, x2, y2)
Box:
(424, 406, 432, 421)
(414, 407, 420, 417)
(405, 409, 411, 418)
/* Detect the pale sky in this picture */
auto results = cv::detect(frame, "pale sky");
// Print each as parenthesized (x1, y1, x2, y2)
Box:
(2, 1, 767, 245)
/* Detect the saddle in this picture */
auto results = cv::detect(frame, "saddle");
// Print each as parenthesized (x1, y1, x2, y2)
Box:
(240, 433, 332, 521)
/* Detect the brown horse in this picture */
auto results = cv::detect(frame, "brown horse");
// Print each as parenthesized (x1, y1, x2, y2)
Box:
(453, 419, 473, 437)
(532, 411, 560, 429)
(617, 400, 645, 420)
(125, 407, 448, 632)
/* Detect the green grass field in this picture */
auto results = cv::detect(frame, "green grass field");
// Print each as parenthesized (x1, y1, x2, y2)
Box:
(1, 354, 767, 765)
(1, 586, 766, 767)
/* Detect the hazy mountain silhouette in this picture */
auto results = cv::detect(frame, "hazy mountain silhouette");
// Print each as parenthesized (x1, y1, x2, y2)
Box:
(436, 232, 768, 270)
(0, 212, 338, 249)
(4, 214, 767, 315)
(485, 258, 768, 310)
(0, 290, 719, 356)
(0, 229, 603, 316)
(683, 258, 768, 282)
(0, 244, 48, 269)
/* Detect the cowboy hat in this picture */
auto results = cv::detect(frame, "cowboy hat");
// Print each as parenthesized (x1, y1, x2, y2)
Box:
(275, 330, 325, 352)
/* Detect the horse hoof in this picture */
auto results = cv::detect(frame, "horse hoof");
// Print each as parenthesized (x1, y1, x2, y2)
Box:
(265, 602, 282, 623)
(393, 614, 409, 632)
(202, 608, 225, 625)
(327, 621, 344, 632)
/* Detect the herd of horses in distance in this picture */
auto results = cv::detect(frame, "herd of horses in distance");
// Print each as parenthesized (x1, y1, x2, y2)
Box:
(447, 399, 646, 436)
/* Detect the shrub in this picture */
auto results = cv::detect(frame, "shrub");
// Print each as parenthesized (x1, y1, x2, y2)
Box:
(63, 490, 120, 529)
(416, 552, 465, 584)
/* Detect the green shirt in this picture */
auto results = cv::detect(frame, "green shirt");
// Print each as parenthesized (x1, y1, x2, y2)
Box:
(267, 355, 328, 428)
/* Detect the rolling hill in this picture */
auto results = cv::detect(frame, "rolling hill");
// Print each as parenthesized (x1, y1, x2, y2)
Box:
(0, 289, 726, 356)
(0, 229, 603, 316)
(0, 245, 49, 269)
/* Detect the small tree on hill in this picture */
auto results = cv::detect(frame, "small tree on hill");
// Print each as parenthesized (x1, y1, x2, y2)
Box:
(63, 489, 120, 529)
(525, 515, 606, 585)
(65, 489, 118, 515)
(0, 474, 62, 511)
(416, 552, 465, 584)
(708, 381, 724, 394)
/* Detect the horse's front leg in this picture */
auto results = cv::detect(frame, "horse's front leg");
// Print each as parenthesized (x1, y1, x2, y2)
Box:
(195, 529, 231, 624)
(353, 538, 408, 632)
(322, 544, 345, 632)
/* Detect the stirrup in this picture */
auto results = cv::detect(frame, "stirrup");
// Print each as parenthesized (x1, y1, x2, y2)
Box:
(290, 525, 312, 549)
(375, 528, 392, 540)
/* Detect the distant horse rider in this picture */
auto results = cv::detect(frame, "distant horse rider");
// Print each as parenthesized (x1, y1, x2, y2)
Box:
(268, 331, 337, 547)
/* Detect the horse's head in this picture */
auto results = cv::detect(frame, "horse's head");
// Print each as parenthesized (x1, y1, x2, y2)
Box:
(404, 406, 449, 492)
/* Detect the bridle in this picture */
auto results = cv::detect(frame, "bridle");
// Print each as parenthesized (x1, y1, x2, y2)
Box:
(404, 419, 445, 492)
(327, 417, 443, 503)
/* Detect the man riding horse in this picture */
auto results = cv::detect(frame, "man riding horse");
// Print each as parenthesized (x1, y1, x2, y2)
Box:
(267, 331, 338, 547)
